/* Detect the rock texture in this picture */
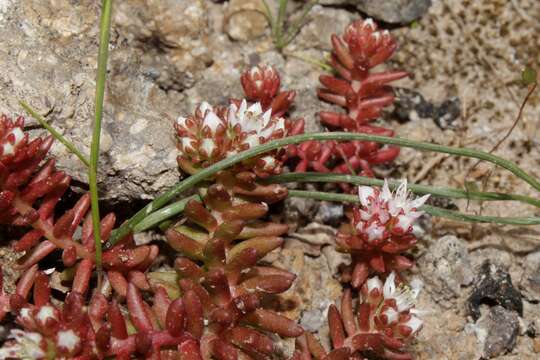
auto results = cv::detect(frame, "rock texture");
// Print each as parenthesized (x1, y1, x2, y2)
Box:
(419, 235, 473, 305)
(471, 306, 520, 358)
(1, 0, 540, 358)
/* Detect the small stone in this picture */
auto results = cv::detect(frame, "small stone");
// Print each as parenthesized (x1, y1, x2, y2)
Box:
(314, 201, 344, 226)
(393, 88, 461, 130)
(467, 261, 523, 320)
(419, 235, 473, 305)
(474, 306, 520, 358)
(353, 0, 432, 24)
(224, 0, 268, 41)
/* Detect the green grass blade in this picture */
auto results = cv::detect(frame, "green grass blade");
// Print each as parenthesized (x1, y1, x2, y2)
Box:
(90, 0, 113, 274)
(265, 172, 540, 208)
(288, 189, 540, 226)
(19, 100, 90, 167)
(106, 132, 540, 247)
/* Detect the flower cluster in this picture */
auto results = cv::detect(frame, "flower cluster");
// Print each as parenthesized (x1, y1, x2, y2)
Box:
(0, 273, 206, 359)
(293, 272, 423, 360)
(239, 64, 297, 118)
(293, 18, 407, 178)
(175, 99, 291, 176)
(337, 180, 429, 287)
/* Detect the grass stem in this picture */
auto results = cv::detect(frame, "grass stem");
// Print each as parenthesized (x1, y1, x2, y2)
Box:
(90, 0, 113, 279)
(106, 132, 540, 247)
(19, 100, 90, 167)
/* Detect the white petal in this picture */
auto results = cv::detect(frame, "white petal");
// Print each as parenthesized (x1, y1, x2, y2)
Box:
(244, 134, 260, 148)
(261, 155, 276, 169)
(36, 305, 56, 323)
(199, 101, 212, 114)
(366, 222, 384, 242)
(410, 194, 430, 209)
(358, 186, 375, 207)
(247, 102, 262, 115)
(383, 307, 399, 324)
(181, 138, 194, 151)
(57, 330, 80, 352)
(363, 18, 375, 29)
(366, 276, 383, 294)
(404, 315, 423, 334)
(262, 109, 272, 126)
(203, 111, 222, 132)
(238, 99, 248, 122)
(200, 139, 215, 156)
(2, 142, 14, 155)
(381, 180, 392, 202)
(11, 128, 24, 145)
(383, 272, 397, 298)
(176, 116, 187, 127)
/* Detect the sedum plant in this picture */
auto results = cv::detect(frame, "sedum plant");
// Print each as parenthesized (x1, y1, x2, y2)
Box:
(294, 18, 407, 177)
(338, 180, 429, 288)
(292, 272, 423, 360)
(168, 97, 304, 357)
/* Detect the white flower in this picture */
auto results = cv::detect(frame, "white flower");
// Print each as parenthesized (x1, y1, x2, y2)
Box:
(383, 272, 422, 312)
(36, 305, 56, 323)
(0, 329, 45, 359)
(356, 180, 429, 234)
(57, 330, 80, 352)
(403, 315, 423, 334)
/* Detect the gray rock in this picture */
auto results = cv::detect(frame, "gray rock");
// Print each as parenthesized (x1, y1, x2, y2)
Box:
(467, 262, 523, 320)
(114, 0, 212, 91)
(0, 0, 214, 204)
(473, 306, 520, 358)
(314, 201, 344, 226)
(393, 88, 461, 130)
(292, 5, 354, 51)
(355, 0, 432, 24)
(520, 251, 540, 300)
(318, 0, 431, 24)
(224, 0, 268, 41)
(419, 235, 473, 304)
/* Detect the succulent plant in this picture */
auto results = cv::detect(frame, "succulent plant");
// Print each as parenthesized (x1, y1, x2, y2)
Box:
(166, 96, 305, 357)
(292, 272, 424, 360)
(337, 180, 429, 288)
(292, 18, 407, 178)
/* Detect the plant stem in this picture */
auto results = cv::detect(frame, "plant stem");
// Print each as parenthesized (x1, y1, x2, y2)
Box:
(275, 0, 288, 48)
(90, 0, 113, 278)
(132, 194, 201, 233)
(19, 100, 90, 167)
(106, 132, 540, 247)
(288, 190, 540, 226)
(265, 172, 540, 208)
(261, 0, 275, 26)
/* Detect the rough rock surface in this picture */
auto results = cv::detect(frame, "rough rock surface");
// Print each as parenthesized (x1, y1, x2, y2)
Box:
(470, 305, 520, 358)
(319, 0, 432, 23)
(418, 235, 473, 305)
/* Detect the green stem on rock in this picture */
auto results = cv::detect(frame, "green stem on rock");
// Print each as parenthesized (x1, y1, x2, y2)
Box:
(265, 172, 540, 208)
(90, 0, 113, 278)
(288, 190, 540, 226)
(19, 100, 90, 167)
(106, 132, 540, 247)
